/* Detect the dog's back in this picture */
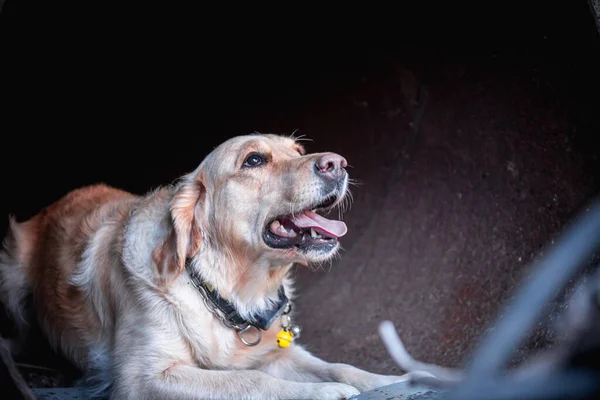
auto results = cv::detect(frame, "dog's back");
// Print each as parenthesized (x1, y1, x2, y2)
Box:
(0, 184, 138, 366)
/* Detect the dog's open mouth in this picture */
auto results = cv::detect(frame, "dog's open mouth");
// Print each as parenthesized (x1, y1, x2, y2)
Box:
(263, 196, 347, 253)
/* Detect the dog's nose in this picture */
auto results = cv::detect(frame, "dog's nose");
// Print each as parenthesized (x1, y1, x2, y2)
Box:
(314, 153, 348, 180)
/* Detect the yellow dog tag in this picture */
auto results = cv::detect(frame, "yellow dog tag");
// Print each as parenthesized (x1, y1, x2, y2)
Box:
(276, 329, 294, 348)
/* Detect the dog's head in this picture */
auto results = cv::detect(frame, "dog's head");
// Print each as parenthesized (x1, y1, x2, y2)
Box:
(154, 133, 350, 283)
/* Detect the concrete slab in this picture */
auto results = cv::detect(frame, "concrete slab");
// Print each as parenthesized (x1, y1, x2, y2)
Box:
(351, 382, 443, 400)
(28, 385, 441, 400)
(31, 388, 88, 400)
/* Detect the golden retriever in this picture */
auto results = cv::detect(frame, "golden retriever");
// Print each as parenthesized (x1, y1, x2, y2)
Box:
(0, 133, 423, 399)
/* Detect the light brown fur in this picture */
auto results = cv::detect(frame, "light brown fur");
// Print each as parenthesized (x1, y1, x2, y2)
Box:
(0, 134, 424, 399)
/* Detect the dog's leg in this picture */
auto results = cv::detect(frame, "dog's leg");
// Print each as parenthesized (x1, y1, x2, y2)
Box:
(112, 318, 358, 400)
(112, 362, 359, 400)
(259, 344, 425, 392)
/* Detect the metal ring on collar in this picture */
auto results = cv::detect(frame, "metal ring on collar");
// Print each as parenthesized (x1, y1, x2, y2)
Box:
(237, 324, 262, 346)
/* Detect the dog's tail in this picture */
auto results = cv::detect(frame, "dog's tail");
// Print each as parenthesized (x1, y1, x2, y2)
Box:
(379, 320, 464, 384)
(0, 216, 37, 339)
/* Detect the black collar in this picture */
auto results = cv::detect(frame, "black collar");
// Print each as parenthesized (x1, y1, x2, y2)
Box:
(186, 260, 290, 331)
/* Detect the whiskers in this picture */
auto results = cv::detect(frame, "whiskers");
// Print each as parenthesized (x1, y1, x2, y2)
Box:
(288, 130, 313, 144)
(347, 177, 362, 188)
(290, 191, 301, 219)
(336, 181, 357, 220)
(304, 247, 343, 273)
(305, 259, 329, 273)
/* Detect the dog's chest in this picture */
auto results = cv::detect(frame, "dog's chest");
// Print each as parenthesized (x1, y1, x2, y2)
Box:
(217, 323, 285, 368)
(169, 282, 284, 369)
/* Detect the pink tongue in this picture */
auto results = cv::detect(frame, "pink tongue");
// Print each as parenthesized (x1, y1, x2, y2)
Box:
(290, 211, 348, 238)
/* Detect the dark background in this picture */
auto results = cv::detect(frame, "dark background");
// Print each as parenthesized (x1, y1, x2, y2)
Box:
(1, 0, 600, 386)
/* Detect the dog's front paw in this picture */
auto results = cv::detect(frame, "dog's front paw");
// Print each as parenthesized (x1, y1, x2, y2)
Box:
(308, 382, 360, 400)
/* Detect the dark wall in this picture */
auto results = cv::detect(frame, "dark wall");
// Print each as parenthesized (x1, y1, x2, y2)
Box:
(1, 0, 599, 378)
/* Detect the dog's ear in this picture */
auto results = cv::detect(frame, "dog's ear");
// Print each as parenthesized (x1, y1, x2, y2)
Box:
(153, 173, 205, 285)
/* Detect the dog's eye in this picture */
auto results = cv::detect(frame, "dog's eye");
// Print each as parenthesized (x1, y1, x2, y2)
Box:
(243, 153, 267, 168)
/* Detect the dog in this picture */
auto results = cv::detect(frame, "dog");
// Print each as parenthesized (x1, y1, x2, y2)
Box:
(0, 133, 423, 399)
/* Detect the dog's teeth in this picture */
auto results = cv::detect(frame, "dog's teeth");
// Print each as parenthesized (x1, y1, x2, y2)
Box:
(310, 228, 317, 238)
(271, 220, 298, 238)
(270, 220, 281, 232)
